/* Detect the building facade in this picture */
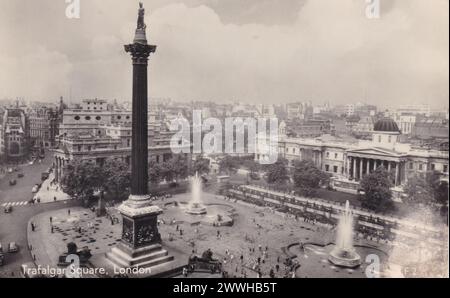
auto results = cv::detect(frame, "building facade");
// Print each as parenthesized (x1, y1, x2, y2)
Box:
(257, 118, 449, 196)
(2, 108, 29, 161)
(53, 122, 191, 182)
(29, 107, 61, 148)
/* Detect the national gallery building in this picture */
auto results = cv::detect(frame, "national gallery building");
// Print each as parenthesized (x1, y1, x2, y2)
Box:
(258, 118, 449, 197)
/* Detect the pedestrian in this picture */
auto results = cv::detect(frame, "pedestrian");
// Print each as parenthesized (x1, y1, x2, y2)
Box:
(54, 196, 57, 202)
(68, 209, 71, 216)
(50, 216, 53, 223)
(31, 223, 35, 232)
(270, 269, 275, 278)
(51, 225, 54, 233)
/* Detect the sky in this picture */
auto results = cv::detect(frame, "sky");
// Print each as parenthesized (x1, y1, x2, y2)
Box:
(0, 0, 448, 108)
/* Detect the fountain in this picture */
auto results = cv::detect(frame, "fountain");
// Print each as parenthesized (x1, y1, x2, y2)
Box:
(185, 172, 207, 215)
(328, 200, 362, 268)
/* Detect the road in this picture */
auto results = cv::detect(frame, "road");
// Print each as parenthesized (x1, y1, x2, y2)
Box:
(0, 155, 53, 205)
(0, 153, 79, 277)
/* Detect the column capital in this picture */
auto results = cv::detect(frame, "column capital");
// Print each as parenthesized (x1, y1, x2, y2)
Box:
(125, 43, 157, 64)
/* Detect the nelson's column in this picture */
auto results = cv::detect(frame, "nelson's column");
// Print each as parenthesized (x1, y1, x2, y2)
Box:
(93, 3, 181, 277)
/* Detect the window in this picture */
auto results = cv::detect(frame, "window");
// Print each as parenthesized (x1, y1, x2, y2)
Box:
(88, 146, 91, 151)
(325, 165, 330, 172)
(409, 163, 414, 170)
(74, 116, 80, 120)
(334, 153, 338, 159)
(444, 165, 448, 173)
(85, 116, 91, 120)
(326, 152, 330, 158)
(431, 164, 435, 171)
(96, 116, 101, 120)
(419, 164, 423, 171)
(117, 115, 122, 120)
(333, 166, 338, 173)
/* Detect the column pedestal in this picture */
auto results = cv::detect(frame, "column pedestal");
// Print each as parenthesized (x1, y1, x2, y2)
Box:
(105, 196, 175, 270)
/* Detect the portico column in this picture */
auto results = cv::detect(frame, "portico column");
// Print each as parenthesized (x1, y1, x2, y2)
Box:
(359, 158, 363, 180)
(347, 157, 351, 177)
(395, 162, 399, 186)
(373, 159, 377, 171)
(352, 157, 356, 179)
(54, 157, 59, 181)
(318, 151, 322, 170)
(366, 159, 370, 175)
(388, 161, 391, 173)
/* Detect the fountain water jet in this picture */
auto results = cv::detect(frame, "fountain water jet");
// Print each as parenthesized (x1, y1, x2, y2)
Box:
(185, 172, 207, 215)
(328, 200, 361, 268)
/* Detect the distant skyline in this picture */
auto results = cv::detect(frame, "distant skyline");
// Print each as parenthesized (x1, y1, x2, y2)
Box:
(0, 0, 448, 108)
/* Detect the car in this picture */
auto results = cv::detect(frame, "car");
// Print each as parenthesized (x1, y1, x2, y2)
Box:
(9, 179, 17, 186)
(17, 173, 24, 178)
(31, 185, 39, 193)
(8, 242, 19, 253)
(29, 161, 34, 165)
(0, 244, 4, 266)
(41, 172, 49, 181)
(4, 206, 12, 213)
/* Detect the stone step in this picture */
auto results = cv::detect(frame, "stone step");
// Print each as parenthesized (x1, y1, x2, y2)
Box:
(137, 254, 175, 269)
(106, 250, 175, 270)
(109, 246, 170, 266)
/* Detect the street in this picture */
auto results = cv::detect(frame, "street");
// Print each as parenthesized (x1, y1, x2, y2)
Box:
(0, 153, 78, 277)
(0, 154, 53, 205)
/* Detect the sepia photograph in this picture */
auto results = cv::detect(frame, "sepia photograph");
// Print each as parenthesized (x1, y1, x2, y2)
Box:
(0, 0, 448, 287)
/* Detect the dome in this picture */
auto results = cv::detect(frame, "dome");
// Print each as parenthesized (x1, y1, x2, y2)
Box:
(373, 117, 400, 132)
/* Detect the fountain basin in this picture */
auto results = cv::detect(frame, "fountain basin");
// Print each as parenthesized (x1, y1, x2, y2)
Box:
(328, 247, 362, 268)
(186, 203, 207, 215)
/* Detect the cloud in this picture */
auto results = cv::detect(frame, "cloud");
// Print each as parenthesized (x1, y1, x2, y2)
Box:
(0, 0, 448, 108)
(0, 46, 73, 100)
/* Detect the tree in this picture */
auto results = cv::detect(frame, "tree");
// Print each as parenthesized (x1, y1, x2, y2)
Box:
(191, 156, 210, 176)
(61, 159, 131, 205)
(246, 160, 261, 180)
(61, 160, 101, 202)
(404, 171, 449, 221)
(148, 159, 163, 185)
(359, 167, 396, 213)
(265, 158, 289, 187)
(403, 175, 435, 206)
(291, 160, 329, 197)
(219, 155, 239, 175)
(160, 154, 189, 184)
(102, 159, 131, 201)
